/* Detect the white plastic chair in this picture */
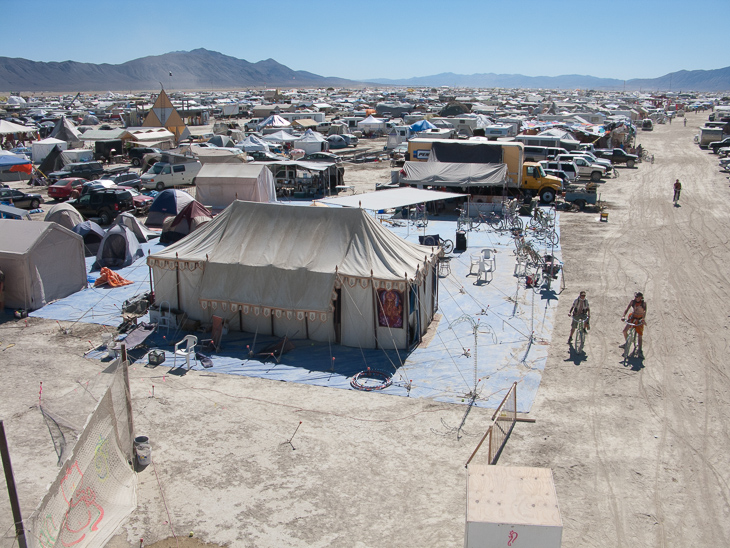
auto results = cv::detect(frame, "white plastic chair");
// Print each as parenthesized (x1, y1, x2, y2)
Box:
(469, 254, 482, 275)
(173, 335, 198, 370)
(480, 248, 496, 271)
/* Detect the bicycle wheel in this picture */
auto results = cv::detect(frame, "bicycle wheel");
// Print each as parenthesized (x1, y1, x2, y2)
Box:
(510, 217, 524, 231)
(442, 239, 454, 254)
(548, 230, 560, 246)
(575, 326, 585, 353)
(623, 328, 637, 359)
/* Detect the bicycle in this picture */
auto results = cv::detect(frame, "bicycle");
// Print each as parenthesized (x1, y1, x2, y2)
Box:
(574, 317, 587, 353)
(622, 320, 641, 361)
(438, 236, 454, 254)
(409, 205, 428, 227)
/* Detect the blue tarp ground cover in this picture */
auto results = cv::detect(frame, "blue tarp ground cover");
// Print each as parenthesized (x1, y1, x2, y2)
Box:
(34, 212, 562, 413)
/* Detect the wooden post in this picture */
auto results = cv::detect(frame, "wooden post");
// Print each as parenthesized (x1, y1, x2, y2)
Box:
(175, 253, 181, 310)
(0, 421, 28, 548)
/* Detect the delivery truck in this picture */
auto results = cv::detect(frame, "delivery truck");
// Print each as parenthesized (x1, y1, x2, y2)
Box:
(405, 138, 563, 203)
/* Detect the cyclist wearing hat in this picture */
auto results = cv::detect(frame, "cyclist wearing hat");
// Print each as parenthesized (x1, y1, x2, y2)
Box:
(621, 292, 647, 358)
(568, 291, 590, 345)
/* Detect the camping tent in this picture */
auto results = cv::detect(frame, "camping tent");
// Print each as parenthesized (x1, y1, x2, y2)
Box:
(258, 115, 291, 130)
(145, 189, 194, 228)
(160, 200, 213, 244)
(262, 130, 299, 143)
(94, 225, 144, 269)
(114, 212, 159, 243)
(237, 135, 270, 153)
(410, 119, 437, 133)
(45, 203, 84, 230)
(207, 135, 235, 148)
(195, 163, 278, 210)
(72, 220, 105, 256)
(49, 117, 83, 148)
(0, 220, 87, 310)
(32, 138, 67, 163)
(294, 130, 328, 155)
(148, 201, 438, 349)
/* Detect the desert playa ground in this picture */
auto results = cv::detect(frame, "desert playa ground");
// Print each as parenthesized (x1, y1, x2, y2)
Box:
(1, 111, 729, 547)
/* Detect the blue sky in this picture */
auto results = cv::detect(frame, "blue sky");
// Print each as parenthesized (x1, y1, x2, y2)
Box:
(1, 0, 728, 82)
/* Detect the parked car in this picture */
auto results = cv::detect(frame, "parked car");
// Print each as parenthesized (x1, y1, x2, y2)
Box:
(541, 160, 578, 181)
(68, 188, 135, 225)
(48, 161, 105, 183)
(128, 147, 161, 167)
(0, 188, 44, 209)
(302, 152, 342, 163)
(47, 177, 88, 201)
(107, 171, 143, 189)
(125, 188, 153, 213)
(594, 148, 639, 168)
(341, 134, 359, 147)
(541, 168, 570, 187)
(708, 136, 730, 153)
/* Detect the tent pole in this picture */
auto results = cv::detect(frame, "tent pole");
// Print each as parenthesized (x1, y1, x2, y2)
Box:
(371, 270, 378, 350)
(175, 253, 180, 310)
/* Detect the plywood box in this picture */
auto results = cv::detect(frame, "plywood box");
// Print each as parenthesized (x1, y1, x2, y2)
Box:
(465, 465, 562, 548)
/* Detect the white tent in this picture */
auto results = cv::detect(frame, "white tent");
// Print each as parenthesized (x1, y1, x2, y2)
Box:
(237, 135, 270, 153)
(44, 203, 84, 230)
(258, 115, 291, 129)
(0, 120, 36, 135)
(263, 130, 299, 143)
(294, 129, 329, 155)
(195, 164, 278, 211)
(147, 201, 438, 349)
(0, 220, 87, 310)
(32, 138, 67, 163)
(357, 115, 387, 133)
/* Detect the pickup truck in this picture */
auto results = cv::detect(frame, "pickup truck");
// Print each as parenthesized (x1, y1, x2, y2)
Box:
(555, 155, 606, 182)
(595, 148, 639, 168)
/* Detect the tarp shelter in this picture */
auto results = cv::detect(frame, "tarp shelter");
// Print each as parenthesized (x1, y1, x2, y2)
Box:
(0, 220, 87, 310)
(263, 130, 299, 143)
(0, 120, 36, 136)
(32, 138, 67, 163)
(148, 201, 438, 349)
(160, 200, 213, 244)
(123, 127, 176, 148)
(0, 152, 32, 175)
(401, 162, 508, 188)
(72, 220, 105, 256)
(195, 163, 278, 210)
(44, 202, 84, 230)
(237, 135, 270, 153)
(191, 146, 246, 165)
(357, 115, 387, 133)
(294, 129, 329, 155)
(0, 203, 31, 220)
(93, 224, 143, 269)
(410, 119, 437, 133)
(145, 189, 194, 228)
(114, 212, 159, 243)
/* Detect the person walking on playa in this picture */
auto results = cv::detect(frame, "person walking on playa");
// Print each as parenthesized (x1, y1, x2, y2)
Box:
(673, 179, 682, 205)
(568, 290, 590, 345)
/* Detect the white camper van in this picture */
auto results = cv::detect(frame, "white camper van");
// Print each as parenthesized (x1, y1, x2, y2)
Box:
(141, 161, 202, 190)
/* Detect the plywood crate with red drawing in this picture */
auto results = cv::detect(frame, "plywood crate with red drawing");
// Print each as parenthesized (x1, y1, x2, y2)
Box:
(465, 466, 563, 548)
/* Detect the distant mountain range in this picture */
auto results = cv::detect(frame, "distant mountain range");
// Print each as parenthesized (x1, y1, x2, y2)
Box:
(368, 67, 730, 92)
(0, 49, 728, 93)
(0, 49, 355, 92)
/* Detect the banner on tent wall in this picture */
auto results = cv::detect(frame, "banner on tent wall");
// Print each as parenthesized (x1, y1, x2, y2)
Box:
(377, 288, 404, 328)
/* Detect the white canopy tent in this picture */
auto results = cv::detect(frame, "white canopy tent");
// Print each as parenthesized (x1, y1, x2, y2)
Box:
(294, 129, 328, 155)
(357, 115, 387, 133)
(317, 187, 465, 210)
(148, 201, 438, 349)
(262, 130, 300, 143)
(195, 163, 278, 211)
(0, 120, 37, 135)
(237, 135, 270, 153)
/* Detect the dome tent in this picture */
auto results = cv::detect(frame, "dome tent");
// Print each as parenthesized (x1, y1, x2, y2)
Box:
(145, 189, 194, 228)
(160, 199, 213, 244)
(45, 203, 84, 230)
(114, 212, 159, 243)
(93, 224, 144, 269)
(72, 220, 106, 256)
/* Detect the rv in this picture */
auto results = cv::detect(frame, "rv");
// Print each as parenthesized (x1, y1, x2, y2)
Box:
(699, 126, 725, 148)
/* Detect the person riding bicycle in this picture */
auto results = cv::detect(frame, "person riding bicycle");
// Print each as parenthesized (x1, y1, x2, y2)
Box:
(621, 292, 647, 358)
(568, 291, 590, 345)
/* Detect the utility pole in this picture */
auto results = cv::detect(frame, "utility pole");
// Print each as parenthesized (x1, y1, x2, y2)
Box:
(0, 421, 28, 548)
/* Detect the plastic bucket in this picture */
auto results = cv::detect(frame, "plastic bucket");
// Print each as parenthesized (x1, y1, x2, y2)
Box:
(134, 435, 151, 466)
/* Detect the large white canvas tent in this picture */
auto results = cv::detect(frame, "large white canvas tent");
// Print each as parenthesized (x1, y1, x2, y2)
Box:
(294, 129, 328, 155)
(0, 220, 87, 310)
(32, 138, 67, 163)
(148, 201, 438, 349)
(195, 164, 278, 211)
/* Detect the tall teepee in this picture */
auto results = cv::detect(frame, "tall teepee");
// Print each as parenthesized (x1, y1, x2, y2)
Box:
(143, 89, 190, 143)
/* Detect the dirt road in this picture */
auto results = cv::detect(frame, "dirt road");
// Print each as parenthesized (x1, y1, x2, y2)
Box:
(501, 111, 730, 546)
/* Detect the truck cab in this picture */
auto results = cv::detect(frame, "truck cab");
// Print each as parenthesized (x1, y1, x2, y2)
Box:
(522, 162, 563, 204)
